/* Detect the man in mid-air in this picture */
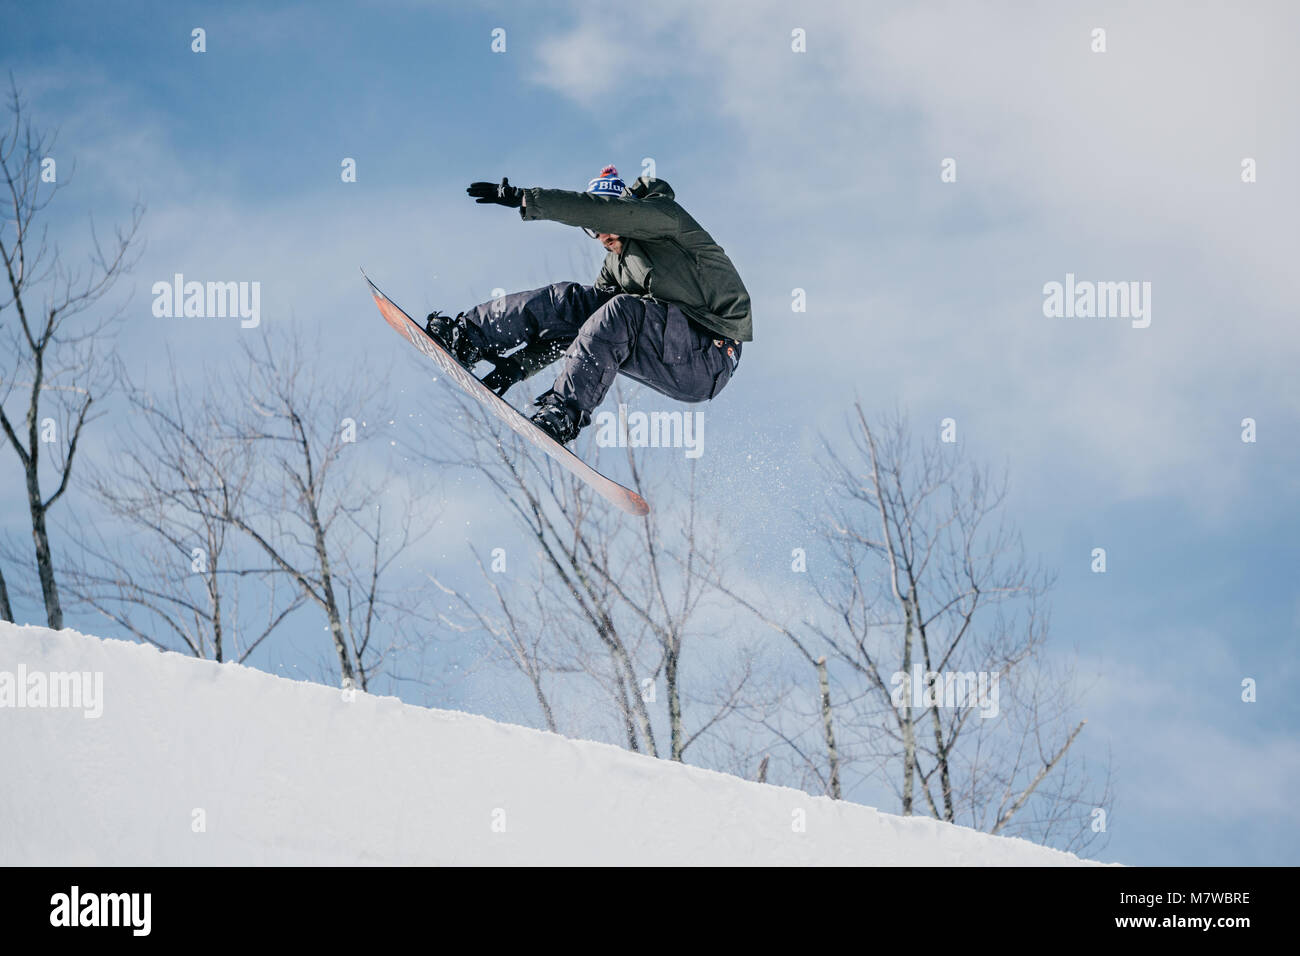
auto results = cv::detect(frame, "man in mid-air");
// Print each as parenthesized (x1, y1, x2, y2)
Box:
(425, 165, 751, 444)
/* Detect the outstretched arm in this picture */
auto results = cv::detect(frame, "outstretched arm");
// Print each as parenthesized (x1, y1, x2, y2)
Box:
(519, 187, 679, 239)
(467, 177, 676, 238)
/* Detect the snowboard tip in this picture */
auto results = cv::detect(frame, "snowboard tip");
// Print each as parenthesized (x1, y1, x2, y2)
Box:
(361, 269, 385, 302)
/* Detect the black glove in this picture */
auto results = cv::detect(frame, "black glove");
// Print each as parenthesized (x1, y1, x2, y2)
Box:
(479, 355, 525, 397)
(467, 177, 523, 209)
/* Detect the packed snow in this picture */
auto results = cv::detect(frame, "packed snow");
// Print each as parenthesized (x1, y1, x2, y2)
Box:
(0, 623, 1105, 865)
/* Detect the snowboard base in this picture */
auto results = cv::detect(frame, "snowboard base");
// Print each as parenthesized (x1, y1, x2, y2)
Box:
(364, 272, 650, 516)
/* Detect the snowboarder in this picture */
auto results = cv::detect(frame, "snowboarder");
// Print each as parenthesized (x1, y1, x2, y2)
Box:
(425, 165, 751, 444)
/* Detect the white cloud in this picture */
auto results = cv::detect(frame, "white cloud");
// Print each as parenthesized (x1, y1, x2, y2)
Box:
(527, 0, 1300, 507)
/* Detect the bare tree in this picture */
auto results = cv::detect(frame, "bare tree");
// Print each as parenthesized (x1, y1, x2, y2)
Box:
(804, 405, 1106, 849)
(60, 357, 303, 661)
(815, 655, 842, 799)
(457, 415, 658, 752)
(705, 583, 847, 798)
(416, 383, 758, 761)
(572, 436, 742, 761)
(0, 79, 142, 628)
(55, 332, 426, 686)
(216, 332, 427, 690)
(712, 404, 1107, 851)
(431, 548, 562, 733)
(336, 497, 424, 692)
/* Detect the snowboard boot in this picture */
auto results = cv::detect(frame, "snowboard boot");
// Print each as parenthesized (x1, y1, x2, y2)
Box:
(529, 392, 584, 445)
(425, 311, 485, 369)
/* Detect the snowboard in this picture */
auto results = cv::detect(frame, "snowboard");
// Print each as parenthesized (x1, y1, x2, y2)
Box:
(364, 273, 650, 516)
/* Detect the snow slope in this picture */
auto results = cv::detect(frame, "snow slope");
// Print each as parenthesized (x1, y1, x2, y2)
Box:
(0, 623, 1105, 865)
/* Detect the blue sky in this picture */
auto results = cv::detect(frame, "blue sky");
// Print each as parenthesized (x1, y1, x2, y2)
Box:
(3, 0, 1298, 865)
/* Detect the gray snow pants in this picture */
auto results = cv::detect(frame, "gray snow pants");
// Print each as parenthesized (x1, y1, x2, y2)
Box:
(459, 282, 740, 423)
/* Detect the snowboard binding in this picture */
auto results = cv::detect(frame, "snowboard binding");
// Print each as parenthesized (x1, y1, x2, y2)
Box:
(425, 311, 484, 369)
(529, 391, 584, 445)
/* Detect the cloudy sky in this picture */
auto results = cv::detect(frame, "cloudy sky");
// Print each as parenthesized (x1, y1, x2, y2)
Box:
(3, 0, 1298, 865)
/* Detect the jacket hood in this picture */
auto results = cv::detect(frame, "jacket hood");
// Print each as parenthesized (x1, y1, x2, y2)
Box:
(628, 175, 675, 201)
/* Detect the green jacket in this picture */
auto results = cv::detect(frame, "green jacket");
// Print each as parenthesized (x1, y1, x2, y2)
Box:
(519, 176, 753, 343)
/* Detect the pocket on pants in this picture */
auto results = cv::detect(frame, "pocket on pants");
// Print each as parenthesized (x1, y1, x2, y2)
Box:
(658, 304, 691, 364)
